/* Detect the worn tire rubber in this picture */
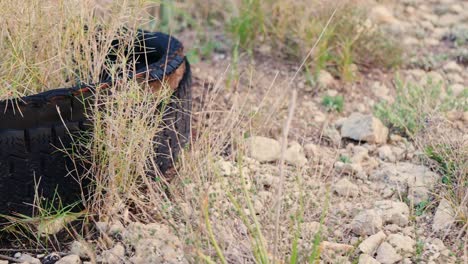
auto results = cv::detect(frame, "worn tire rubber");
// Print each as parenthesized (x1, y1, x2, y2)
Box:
(0, 31, 191, 215)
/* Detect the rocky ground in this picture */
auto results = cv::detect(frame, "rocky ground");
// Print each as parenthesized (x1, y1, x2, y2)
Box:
(2, 0, 467, 263)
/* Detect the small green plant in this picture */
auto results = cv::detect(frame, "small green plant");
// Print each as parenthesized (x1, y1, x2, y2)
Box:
(415, 239, 424, 259)
(425, 145, 457, 185)
(0, 188, 83, 247)
(227, 0, 266, 55)
(374, 77, 467, 138)
(339, 155, 351, 163)
(322, 95, 344, 112)
(189, 39, 223, 64)
(414, 200, 430, 216)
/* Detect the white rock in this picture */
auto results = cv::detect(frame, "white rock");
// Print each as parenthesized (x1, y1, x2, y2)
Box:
(17, 254, 41, 264)
(433, 199, 456, 231)
(123, 222, 187, 264)
(304, 143, 319, 159)
(403, 36, 419, 46)
(100, 244, 125, 264)
(359, 231, 387, 254)
(320, 241, 354, 255)
(108, 220, 124, 233)
(56, 255, 82, 264)
(351, 209, 383, 236)
(378, 145, 396, 162)
(70, 241, 92, 260)
(437, 13, 461, 27)
(216, 159, 235, 176)
(351, 146, 370, 164)
(376, 242, 403, 264)
(449, 83, 466, 96)
(372, 82, 392, 101)
(406, 168, 439, 205)
(314, 111, 327, 122)
(387, 234, 415, 256)
(326, 89, 338, 97)
(246, 136, 281, 162)
(370, 163, 438, 204)
(341, 113, 389, 144)
(334, 162, 367, 179)
(358, 254, 380, 264)
(443, 61, 463, 73)
(374, 200, 410, 227)
(447, 73, 464, 85)
(370, 5, 398, 24)
(257, 173, 279, 188)
(333, 178, 359, 197)
(285, 142, 308, 166)
(384, 224, 401, 233)
(317, 70, 335, 87)
(323, 127, 342, 146)
(0, 261, 7, 264)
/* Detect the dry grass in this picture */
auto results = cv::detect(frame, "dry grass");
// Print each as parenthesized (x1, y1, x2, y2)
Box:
(168, 0, 402, 81)
(0, 0, 155, 99)
(416, 116, 468, 236)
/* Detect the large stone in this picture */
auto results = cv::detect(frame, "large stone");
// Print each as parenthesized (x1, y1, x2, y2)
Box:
(333, 178, 359, 197)
(359, 231, 387, 254)
(376, 242, 403, 264)
(433, 199, 456, 231)
(374, 200, 410, 227)
(370, 163, 438, 204)
(351, 209, 383, 236)
(246, 136, 281, 162)
(341, 113, 388, 144)
(387, 234, 415, 256)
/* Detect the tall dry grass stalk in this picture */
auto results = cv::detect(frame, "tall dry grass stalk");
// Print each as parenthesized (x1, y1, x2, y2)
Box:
(0, 0, 155, 100)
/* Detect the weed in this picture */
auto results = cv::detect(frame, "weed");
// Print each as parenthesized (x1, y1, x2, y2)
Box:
(0, 187, 84, 248)
(414, 200, 430, 216)
(322, 95, 344, 112)
(227, 0, 266, 55)
(339, 155, 351, 164)
(415, 239, 424, 259)
(186, 39, 223, 64)
(374, 76, 467, 137)
(176, 1, 402, 81)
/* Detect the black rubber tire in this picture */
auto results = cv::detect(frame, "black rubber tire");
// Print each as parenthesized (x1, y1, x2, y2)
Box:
(0, 32, 191, 215)
(154, 60, 192, 174)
